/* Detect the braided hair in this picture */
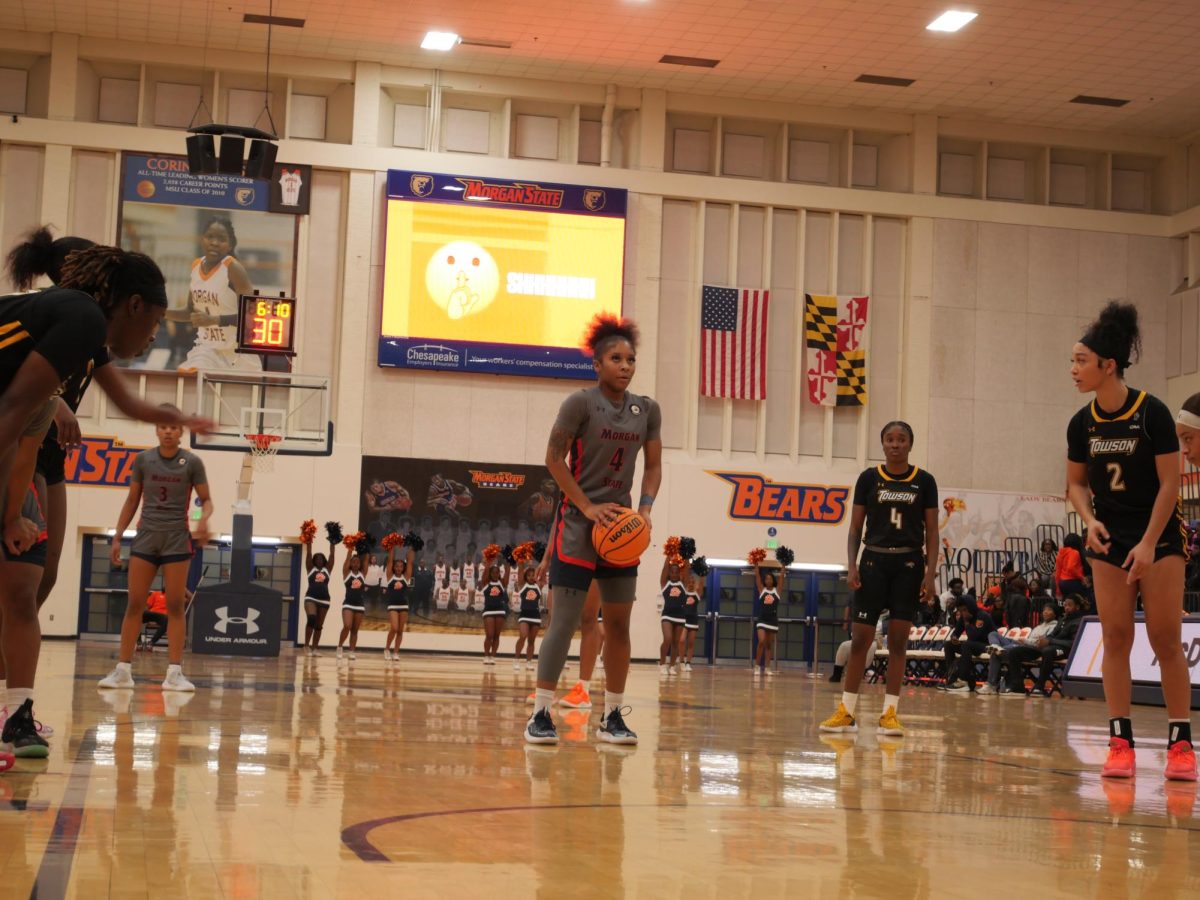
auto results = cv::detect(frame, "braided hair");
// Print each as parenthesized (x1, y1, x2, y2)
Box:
(56, 246, 167, 316)
(6, 226, 95, 290)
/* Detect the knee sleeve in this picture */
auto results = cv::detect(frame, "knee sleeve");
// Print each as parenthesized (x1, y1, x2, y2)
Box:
(306, 613, 318, 629)
(537, 587, 587, 683)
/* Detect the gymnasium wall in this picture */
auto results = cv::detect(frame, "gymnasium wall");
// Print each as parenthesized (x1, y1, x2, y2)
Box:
(0, 30, 1195, 658)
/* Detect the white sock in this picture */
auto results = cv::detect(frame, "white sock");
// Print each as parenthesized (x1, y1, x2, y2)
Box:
(885, 694, 900, 713)
(605, 692, 624, 714)
(579, 679, 590, 694)
(116, 661, 132, 673)
(8, 688, 33, 708)
(534, 688, 555, 713)
(842, 692, 858, 715)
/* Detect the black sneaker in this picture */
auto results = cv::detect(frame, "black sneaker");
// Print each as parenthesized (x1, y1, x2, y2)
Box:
(524, 708, 558, 744)
(1, 700, 49, 759)
(598, 706, 638, 745)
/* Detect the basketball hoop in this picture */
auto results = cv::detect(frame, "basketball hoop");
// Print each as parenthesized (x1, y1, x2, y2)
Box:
(244, 432, 282, 472)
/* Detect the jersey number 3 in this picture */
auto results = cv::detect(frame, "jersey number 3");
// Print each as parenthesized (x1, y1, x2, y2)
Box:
(890, 507, 903, 529)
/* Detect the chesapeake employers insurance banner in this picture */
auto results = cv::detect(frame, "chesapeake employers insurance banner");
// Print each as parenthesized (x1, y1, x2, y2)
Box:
(378, 170, 628, 379)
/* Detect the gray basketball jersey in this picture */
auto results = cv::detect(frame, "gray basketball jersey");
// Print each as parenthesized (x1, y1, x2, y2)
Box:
(552, 386, 662, 509)
(132, 447, 207, 531)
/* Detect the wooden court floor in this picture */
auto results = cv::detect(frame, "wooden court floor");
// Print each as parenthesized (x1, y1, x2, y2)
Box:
(2, 642, 1198, 899)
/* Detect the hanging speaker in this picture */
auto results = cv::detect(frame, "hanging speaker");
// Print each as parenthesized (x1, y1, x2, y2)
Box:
(217, 135, 246, 175)
(186, 133, 217, 175)
(245, 139, 278, 181)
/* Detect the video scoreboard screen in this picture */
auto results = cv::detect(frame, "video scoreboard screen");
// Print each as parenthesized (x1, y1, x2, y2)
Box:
(379, 170, 627, 379)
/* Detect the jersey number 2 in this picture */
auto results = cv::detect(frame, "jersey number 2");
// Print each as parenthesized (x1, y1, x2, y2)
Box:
(608, 447, 626, 471)
(890, 508, 904, 530)
(1106, 463, 1126, 492)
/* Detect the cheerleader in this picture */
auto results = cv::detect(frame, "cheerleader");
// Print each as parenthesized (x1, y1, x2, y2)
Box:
(658, 559, 687, 674)
(680, 570, 704, 672)
(383, 543, 415, 661)
(301, 535, 335, 656)
(479, 555, 511, 665)
(1067, 304, 1195, 781)
(820, 421, 939, 737)
(513, 565, 545, 670)
(753, 564, 783, 678)
(336, 555, 367, 660)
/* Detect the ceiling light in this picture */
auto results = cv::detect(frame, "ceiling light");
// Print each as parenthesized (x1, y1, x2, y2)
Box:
(421, 31, 460, 51)
(926, 10, 977, 32)
(1070, 94, 1129, 108)
(659, 54, 720, 68)
(855, 73, 915, 87)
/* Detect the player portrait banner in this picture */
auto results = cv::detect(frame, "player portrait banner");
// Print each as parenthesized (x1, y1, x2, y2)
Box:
(804, 293, 869, 407)
(379, 170, 628, 380)
(359, 455, 558, 634)
(699, 285, 769, 400)
(938, 489, 1066, 580)
(116, 153, 309, 372)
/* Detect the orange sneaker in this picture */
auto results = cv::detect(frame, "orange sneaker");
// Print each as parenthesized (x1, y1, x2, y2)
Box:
(558, 682, 593, 709)
(1165, 740, 1199, 782)
(1101, 737, 1136, 779)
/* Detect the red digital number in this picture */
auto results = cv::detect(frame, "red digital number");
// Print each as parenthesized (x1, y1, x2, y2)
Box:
(251, 316, 287, 347)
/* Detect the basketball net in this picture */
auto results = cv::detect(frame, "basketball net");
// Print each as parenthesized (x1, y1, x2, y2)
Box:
(244, 432, 281, 473)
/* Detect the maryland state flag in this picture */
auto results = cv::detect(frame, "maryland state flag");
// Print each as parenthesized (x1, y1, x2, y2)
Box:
(804, 293, 869, 407)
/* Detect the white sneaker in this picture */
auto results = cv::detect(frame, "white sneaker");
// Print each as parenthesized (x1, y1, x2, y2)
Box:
(98, 666, 136, 689)
(348, 652, 356, 660)
(659, 664, 668, 675)
(684, 663, 692, 673)
(514, 661, 522, 670)
(161, 669, 195, 693)
(765, 668, 775, 678)
(336, 647, 343, 659)
(303, 646, 312, 657)
(977, 683, 997, 695)
(527, 661, 536, 671)
(310, 648, 321, 658)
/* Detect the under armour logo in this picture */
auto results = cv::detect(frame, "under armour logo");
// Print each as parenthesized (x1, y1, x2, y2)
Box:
(214, 606, 261, 635)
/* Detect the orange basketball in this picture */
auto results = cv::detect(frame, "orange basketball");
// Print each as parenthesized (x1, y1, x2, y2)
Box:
(591, 509, 650, 566)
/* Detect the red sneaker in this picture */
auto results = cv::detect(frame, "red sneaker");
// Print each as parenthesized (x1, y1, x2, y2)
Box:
(1165, 740, 1199, 782)
(1101, 737, 1136, 778)
(557, 683, 592, 709)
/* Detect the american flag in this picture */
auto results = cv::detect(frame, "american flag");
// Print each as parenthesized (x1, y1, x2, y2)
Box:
(700, 285, 769, 400)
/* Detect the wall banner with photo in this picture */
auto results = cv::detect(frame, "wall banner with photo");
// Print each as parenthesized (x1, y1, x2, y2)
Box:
(116, 152, 310, 371)
(357, 456, 558, 633)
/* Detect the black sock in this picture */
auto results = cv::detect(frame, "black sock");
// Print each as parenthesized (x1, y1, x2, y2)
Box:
(1110, 717, 1134, 747)
(1168, 721, 1192, 746)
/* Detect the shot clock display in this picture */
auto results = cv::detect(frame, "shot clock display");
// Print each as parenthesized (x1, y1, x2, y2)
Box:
(237, 294, 297, 356)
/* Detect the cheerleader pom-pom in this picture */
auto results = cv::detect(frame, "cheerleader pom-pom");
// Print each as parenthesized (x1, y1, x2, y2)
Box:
(343, 531, 364, 550)
(300, 519, 317, 545)
(663, 536, 681, 559)
(356, 535, 375, 557)
(502, 544, 516, 565)
(691, 556, 709, 577)
(748, 548, 767, 566)
(325, 521, 343, 544)
(513, 542, 535, 564)
(403, 531, 425, 551)
(532, 541, 547, 563)
(483, 543, 502, 562)
(775, 545, 795, 568)
(678, 537, 696, 560)
(381, 532, 402, 551)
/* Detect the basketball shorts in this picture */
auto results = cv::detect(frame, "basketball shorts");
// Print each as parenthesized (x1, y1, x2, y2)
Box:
(2, 538, 48, 567)
(36, 437, 67, 487)
(548, 506, 638, 601)
(1087, 511, 1187, 568)
(130, 529, 193, 566)
(852, 548, 924, 627)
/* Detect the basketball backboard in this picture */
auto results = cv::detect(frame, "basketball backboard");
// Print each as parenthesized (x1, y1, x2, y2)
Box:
(190, 371, 333, 457)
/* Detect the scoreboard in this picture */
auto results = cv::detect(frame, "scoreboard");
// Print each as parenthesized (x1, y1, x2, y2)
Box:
(236, 294, 297, 357)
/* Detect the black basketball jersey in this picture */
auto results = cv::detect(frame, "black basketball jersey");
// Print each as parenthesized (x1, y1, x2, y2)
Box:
(852, 465, 939, 551)
(1067, 389, 1178, 520)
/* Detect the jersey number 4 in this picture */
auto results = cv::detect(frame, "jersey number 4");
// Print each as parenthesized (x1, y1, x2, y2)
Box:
(608, 447, 626, 471)
(890, 508, 904, 529)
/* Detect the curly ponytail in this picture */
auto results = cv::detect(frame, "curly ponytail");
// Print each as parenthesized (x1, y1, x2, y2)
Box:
(1080, 301, 1140, 375)
(5, 226, 95, 290)
(57, 247, 167, 317)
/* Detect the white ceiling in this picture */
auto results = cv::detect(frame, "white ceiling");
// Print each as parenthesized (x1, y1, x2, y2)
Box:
(6, 0, 1200, 138)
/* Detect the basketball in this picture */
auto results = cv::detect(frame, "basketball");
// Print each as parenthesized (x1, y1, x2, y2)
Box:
(591, 508, 650, 565)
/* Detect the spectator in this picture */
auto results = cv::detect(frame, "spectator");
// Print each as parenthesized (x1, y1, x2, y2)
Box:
(977, 602, 1059, 694)
(1005, 575, 1031, 629)
(940, 577, 966, 614)
(1055, 534, 1087, 599)
(1002, 595, 1085, 698)
(985, 593, 1008, 628)
(916, 593, 943, 627)
(942, 597, 996, 693)
(364, 552, 386, 611)
(829, 614, 887, 682)
(1034, 539, 1058, 586)
(141, 590, 169, 650)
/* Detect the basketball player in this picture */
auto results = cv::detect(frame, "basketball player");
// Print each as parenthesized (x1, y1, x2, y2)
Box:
(98, 409, 211, 692)
(658, 559, 687, 675)
(479, 557, 511, 665)
(681, 569, 704, 671)
(0, 231, 210, 726)
(301, 536, 336, 656)
(513, 565, 544, 670)
(384, 543, 415, 661)
(752, 564, 783, 678)
(1067, 302, 1195, 781)
(524, 314, 662, 745)
(173, 216, 260, 373)
(821, 421, 939, 737)
(336, 555, 367, 660)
